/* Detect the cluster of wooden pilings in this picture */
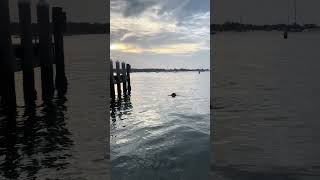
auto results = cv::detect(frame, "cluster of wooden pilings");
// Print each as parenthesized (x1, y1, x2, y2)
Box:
(0, 0, 67, 109)
(110, 60, 131, 101)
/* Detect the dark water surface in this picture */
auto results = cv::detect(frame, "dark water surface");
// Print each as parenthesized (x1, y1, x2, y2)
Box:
(0, 35, 108, 179)
(111, 72, 210, 180)
(213, 31, 320, 180)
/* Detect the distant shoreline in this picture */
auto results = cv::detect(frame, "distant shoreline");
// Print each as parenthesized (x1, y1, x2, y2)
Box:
(10, 22, 109, 35)
(130, 69, 210, 73)
(211, 23, 320, 33)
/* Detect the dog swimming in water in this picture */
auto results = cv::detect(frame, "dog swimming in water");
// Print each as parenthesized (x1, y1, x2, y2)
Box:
(169, 93, 177, 97)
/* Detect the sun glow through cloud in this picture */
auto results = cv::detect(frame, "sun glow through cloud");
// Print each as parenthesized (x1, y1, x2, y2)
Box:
(111, 42, 208, 55)
(110, 43, 143, 53)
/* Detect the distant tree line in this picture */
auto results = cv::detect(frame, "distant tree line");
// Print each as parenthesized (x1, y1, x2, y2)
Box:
(211, 22, 319, 33)
(131, 68, 210, 73)
(10, 22, 110, 35)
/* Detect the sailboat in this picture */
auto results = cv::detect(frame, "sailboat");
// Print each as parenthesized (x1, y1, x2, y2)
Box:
(284, 0, 303, 39)
(288, 0, 303, 32)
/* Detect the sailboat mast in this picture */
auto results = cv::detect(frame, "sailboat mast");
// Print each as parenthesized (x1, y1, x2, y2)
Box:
(287, 0, 290, 24)
(294, 0, 297, 24)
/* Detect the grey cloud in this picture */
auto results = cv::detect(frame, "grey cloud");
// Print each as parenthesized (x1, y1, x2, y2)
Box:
(111, 0, 210, 22)
(122, 0, 158, 17)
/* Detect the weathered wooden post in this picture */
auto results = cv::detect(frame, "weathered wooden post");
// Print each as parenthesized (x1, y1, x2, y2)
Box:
(53, 7, 68, 96)
(121, 62, 127, 96)
(126, 64, 131, 94)
(115, 61, 121, 98)
(110, 60, 115, 101)
(18, 0, 37, 106)
(62, 12, 67, 33)
(0, 0, 17, 108)
(37, 0, 55, 101)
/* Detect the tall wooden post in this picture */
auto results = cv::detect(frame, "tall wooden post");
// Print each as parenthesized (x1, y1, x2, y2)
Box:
(18, 0, 37, 106)
(0, 0, 17, 108)
(121, 62, 127, 96)
(37, 0, 54, 101)
(115, 61, 121, 98)
(52, 7, 68, 96)
(126, 64, 131, 94)
(110, 60, 115, 101)
(62, 12, 67, 33)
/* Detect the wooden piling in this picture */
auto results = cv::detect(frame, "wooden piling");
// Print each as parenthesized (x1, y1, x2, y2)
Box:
(110, 60, 115, 101)
(18, 0, 37, 106)
(52, 7, 68, 96)
(126, 64, 131, 94)
(37, 1, 55, 101)
(110, 61, 131, 99)
(62, 12, 67, 33)
(115, 61, 121, 98)
(121, 62, 127, 95)
(0, 0, 17, 108)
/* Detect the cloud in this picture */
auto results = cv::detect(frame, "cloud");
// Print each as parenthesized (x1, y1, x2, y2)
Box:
(110, 43, 143, 53)
(110, 0, 210, 67)
(123, 0, 157, 17)
(111, 10, 179, 40)
(111, 0, 159, 17)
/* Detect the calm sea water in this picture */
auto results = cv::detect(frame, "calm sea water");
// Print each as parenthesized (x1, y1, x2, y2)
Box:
(0, 35, 109, 179)
(111, 72, 210, 180)
(213, 31, 320, 180)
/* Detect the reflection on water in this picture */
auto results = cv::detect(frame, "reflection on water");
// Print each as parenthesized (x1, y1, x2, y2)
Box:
(1, 34, 109, 179)
(0, 97, 73, 179)
(110, 96, 133, 123)
(111, 72, 210, 180)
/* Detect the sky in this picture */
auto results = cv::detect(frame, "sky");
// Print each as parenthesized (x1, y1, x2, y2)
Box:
(9, 0, 107, 23)
(110, 0, 210, 69)
(9, 1, 320, 67)
(213, 0, 320, 25)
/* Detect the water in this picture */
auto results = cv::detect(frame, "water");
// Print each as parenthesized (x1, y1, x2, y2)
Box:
(213, 31, 320, 180)
(0, 35, 109, 179)
(111, 72, 210, 180)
